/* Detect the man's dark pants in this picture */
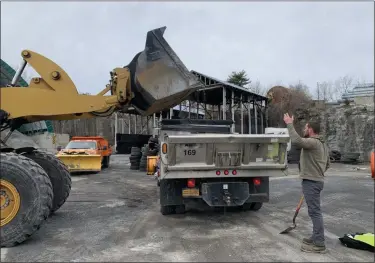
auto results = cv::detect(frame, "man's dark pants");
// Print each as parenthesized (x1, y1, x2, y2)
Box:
(302, 179, 325, 246)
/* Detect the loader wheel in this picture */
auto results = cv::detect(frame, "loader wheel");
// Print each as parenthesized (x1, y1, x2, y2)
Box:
(0, 153, 53, 247)
(22, 150, 71, 214)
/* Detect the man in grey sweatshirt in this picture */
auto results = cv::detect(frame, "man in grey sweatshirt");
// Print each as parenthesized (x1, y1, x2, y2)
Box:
(284, 113, 330, 253)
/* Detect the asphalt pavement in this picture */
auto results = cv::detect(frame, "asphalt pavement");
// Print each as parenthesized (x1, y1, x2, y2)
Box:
(1, 155, 374, 262)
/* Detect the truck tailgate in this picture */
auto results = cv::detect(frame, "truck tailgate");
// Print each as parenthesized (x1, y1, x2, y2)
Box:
(163, 134, 289, 171)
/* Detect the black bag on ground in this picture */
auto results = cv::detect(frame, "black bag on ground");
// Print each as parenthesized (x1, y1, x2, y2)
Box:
(338, 233, 375, 253)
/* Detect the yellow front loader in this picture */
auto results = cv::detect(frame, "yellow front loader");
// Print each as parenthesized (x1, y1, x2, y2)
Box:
(0, 26, 202, 247)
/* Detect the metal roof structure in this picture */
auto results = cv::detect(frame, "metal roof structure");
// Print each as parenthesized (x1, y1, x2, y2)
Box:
(188, 70, 267, 105)
(342, 83, 374, 99)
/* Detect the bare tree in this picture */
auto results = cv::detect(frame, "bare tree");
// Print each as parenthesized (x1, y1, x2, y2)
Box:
(316, 81, 335, 102)
(334, 75, 353, 100)
(266, 85, 312, 131)
(251, 80, 266, 95)
(289, 81, 312, 99)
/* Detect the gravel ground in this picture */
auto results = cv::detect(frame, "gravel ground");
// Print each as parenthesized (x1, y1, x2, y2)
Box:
(1, 155, 374, 262)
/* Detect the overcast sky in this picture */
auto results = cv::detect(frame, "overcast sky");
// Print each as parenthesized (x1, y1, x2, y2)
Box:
(1, 1, 374, 95)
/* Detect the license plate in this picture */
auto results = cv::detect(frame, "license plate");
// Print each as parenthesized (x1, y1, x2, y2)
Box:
(182, 188, 200, 197)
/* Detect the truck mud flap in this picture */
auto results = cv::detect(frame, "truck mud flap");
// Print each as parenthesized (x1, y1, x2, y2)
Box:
(201, 182, 249, 207)
(159, 179, 185, 206)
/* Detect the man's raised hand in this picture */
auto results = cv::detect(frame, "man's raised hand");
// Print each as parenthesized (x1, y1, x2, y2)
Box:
(283, 113, 294, 124)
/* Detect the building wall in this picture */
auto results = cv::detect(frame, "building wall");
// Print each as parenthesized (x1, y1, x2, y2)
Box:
(354, 96, 374, 105)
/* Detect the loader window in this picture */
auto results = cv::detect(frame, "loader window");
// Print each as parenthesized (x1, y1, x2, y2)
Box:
(65, 141, 97, 150)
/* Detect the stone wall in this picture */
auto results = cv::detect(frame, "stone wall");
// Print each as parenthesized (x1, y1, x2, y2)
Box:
(323, 104, 374, 162)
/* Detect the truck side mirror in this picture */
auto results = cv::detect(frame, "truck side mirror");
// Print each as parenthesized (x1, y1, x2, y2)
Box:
(103, 146, 108, 150)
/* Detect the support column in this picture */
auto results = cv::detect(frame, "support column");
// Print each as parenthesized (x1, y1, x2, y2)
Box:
(222, 87, 226, 120)
(147, 116, 150, 135)
(188, 100, 191, 118)
(153, 113, 156, 128)
(240, 94, 243, 134)
(265, 102, 268, 129)
(204, 103, 207, 119)
(248, 96, 252, 134)
(114, 112, 118, 152)
(254, 100, 258, 134)
(170, 108, 173, 119)
(260, 100, 264, 133)
(196, 92, 200, 119)
(231, 91, 235, 132)
(135, 115, 137, 134)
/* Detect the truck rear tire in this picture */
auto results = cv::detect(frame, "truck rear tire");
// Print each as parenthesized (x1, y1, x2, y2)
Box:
(22, 150, 71, 214)
(160, 205, 175, 215)
(174, 205, 186, 214)
(1, 153, 53, 247)
(250, 202, 263, 211)
(242, 202, 263, 211)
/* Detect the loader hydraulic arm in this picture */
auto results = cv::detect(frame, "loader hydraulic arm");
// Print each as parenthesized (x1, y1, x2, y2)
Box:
(0, 26, 202, 132)
(0, 50, 132, 124)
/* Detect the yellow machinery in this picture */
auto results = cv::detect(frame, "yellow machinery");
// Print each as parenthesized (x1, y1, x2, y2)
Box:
(56, 136, 113, 173)
(0, 26, 201, 247)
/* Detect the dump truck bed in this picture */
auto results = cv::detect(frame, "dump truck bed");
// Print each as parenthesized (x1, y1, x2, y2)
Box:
(160, 133, 290, 179)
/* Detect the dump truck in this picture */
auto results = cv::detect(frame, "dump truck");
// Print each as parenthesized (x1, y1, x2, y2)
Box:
(0, 26, 202, 247)
(56, 136, 112, 173)
(155, 119, 290, 215)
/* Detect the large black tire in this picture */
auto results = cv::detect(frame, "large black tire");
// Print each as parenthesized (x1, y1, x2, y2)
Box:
(1, 153, 53, 247)
(241, 203, 252, 211)
(161, 205, 175, 215)
(250, 202, 263, 211)
(22, 150, 71, 214)
(129, 156, 140, 161)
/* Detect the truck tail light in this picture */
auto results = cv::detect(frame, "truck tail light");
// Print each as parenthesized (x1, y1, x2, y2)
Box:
(162, 143, 167, 154)
(232, 170, 237, 175)
(224, 170, 229, 175)
(187, 178, 195, 188)
(253, 178, 261, 186)
(216, 170, 221, 175)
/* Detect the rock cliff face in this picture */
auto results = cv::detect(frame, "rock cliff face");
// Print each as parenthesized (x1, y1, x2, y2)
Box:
(323, 104, 374, 162)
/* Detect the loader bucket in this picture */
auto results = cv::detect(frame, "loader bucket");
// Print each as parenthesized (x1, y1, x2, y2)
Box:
(125, 26, 202, 116)
(56, 154, 102, 173)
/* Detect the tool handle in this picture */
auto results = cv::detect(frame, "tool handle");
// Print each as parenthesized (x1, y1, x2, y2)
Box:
(292, 195, 304, 219)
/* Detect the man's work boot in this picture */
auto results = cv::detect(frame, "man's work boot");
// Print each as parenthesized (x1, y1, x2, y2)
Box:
(300, 243, 327, 253)
(302, 237, 313, 245)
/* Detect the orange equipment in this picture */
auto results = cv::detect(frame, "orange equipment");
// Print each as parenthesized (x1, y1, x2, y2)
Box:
(56, 136, 112, 173)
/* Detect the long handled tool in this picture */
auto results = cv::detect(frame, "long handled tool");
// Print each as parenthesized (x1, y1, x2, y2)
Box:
(280, 195, 304, 234)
